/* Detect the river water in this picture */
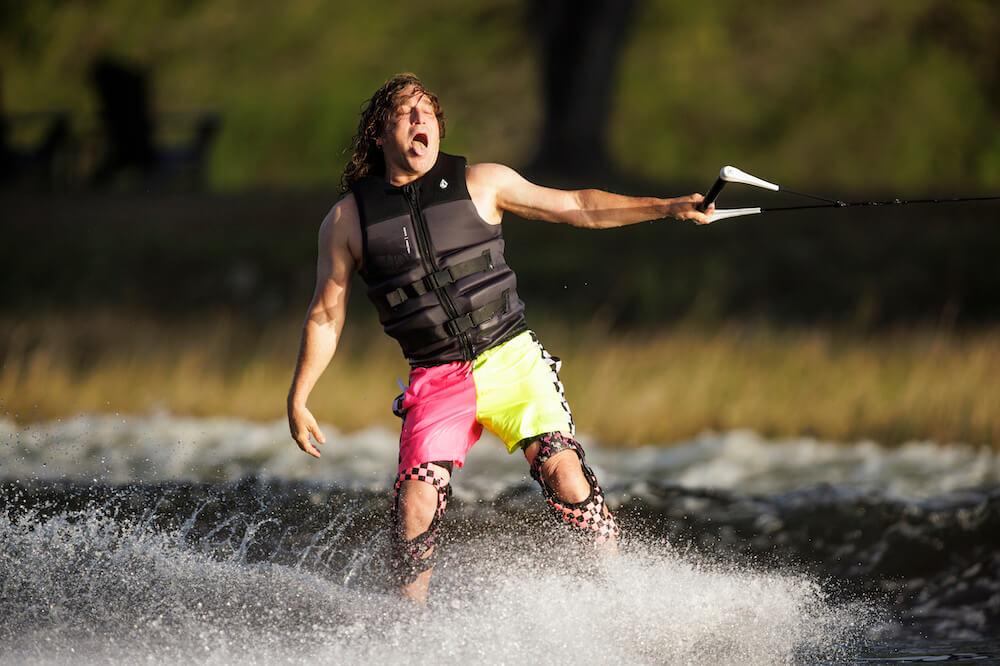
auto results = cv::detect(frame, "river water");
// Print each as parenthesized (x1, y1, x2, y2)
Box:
(2, 414, 998, 664)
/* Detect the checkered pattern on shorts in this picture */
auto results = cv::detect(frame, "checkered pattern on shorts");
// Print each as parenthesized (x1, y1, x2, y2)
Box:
(531, 331, 575, 437)
(397, 464, 450, 491)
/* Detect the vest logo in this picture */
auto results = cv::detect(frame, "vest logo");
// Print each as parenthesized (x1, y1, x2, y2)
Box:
(402, 226, 411, 255)
(439, 179, 448, 189)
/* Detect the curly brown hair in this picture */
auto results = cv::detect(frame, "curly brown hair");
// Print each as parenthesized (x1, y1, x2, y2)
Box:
(340, 73, 446, 192)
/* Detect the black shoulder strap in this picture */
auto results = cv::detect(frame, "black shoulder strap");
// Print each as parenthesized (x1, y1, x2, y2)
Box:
(415, 153, 469, 207)
(351, 176, 403, 228)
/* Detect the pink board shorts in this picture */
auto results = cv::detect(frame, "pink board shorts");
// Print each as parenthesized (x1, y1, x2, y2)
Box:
(394, 330, 575, 473)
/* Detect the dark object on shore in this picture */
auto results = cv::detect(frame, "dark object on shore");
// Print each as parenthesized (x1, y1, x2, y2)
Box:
(89, 56, 220, 191)
(0, 71, 71, 189)
(527, 0, 637, 182)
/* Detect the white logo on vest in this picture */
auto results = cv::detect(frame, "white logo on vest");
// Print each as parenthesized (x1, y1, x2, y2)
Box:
(439, 179, 448, 189)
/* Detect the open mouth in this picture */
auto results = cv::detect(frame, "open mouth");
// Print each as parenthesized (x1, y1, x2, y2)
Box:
(412, 132, 429, 153)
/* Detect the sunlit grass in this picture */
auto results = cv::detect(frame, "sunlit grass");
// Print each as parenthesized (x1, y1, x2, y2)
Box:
(2, 313, 998, 447)
(0, 312, 408, 432)
(553, 324, 1000, 446)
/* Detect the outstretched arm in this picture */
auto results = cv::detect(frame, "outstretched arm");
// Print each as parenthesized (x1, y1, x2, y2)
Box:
(467, 163, 714, 227)
(287, 195, 362, 458)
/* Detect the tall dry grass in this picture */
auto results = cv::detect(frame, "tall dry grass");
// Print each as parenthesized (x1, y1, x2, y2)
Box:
(0, 312, 408, 432)
(554, 325, 1000, 446)
(2, 313, 998, 447)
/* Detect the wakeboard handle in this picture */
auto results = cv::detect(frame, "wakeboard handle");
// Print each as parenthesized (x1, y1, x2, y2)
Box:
(698, 165, 779, 214)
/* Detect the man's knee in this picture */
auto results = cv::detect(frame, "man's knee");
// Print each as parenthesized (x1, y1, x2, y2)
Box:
(523, 432, 619, 544)
(391, 462, 452, 585)
(396, 478, 446, 539)
(394, 462, 451, 531)
(534, 449, 590, 504)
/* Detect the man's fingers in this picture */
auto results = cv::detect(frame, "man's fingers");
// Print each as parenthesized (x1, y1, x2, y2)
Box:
(691, 194, 713, 224)
(668, 194, 714, 224)
(695, 203, 715, 225)
(295, 433, 321, 458)
(673, 199, 713, 225)
(289, 405, 326, 458)
(310, 424, 327, 445)
(291, 417, 323, 458)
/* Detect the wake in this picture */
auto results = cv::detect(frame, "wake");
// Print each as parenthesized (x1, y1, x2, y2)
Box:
(1, 501, 872, 665)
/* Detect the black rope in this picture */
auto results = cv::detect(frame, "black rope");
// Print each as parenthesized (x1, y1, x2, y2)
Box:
(761, 195, 1000, 213)
(779, 188, 845, 206)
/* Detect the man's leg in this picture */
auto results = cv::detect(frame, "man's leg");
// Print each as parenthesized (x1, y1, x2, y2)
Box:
(523, 432, 619, 547)
(392, 461, 452, 604)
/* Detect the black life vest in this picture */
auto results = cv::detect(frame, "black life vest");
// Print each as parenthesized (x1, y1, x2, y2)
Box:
(350, 153, 526, 366)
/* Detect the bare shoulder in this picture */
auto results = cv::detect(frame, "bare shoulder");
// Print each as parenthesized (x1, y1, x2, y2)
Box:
(466, 163, 523, 225)
(324, 192, 360, 228)
(320, 193, 362, 267)
(466, 162, 521, 191)
(467, 162, 575, 224)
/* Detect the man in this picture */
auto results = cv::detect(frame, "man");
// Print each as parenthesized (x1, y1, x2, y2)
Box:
(287, 73, 713, 604)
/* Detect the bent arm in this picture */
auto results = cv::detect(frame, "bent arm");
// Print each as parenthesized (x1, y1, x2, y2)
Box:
(469, 163, 713, 228)
(287, 197, 361, 457)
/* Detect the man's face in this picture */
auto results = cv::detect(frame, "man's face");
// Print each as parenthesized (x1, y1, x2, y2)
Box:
(379, 85, 441, 181)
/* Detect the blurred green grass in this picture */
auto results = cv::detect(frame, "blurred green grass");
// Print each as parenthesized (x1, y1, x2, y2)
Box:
(2, 0, 999, 191)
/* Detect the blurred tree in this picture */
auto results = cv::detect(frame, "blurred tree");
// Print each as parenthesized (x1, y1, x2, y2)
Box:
(89, 57, 157, 186)
(912, 0, 1000, 183)
(527, 0, 637, 181)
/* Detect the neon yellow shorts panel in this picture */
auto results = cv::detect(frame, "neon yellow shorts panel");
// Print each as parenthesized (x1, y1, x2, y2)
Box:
(473, 331, 575, 453)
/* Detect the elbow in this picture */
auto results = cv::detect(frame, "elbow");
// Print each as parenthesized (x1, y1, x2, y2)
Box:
(306, 299, 341, 327)
(568, 190, 604, 229)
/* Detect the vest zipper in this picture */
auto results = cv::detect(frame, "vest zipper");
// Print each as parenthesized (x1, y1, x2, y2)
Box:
(402, 183, 474, 360)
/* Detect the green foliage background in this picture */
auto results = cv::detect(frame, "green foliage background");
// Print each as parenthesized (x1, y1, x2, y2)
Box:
(3, 0, 999, 191)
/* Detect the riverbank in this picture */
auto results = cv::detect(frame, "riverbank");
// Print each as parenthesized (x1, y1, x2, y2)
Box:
(3, 312, 996, 447)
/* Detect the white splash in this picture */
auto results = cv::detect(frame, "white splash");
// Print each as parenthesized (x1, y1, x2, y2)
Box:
(0, 507, 866, 665)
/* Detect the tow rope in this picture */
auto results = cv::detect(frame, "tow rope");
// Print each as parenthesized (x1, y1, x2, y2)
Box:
(697, 166, 1000, 221)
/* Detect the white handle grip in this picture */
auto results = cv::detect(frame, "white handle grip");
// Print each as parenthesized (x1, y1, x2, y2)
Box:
(720, 166, 779, 191)
(710, 207, 762, 221)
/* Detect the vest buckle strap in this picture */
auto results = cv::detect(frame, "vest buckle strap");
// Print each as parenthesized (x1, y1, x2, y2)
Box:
(385, 287, 408, 308)
(402, 289, 510, 348)
(442, 312, 474, 337)
(384, 251, 493, 308)
(444, 289, 509, 336)
(425, 267, 456, 291)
